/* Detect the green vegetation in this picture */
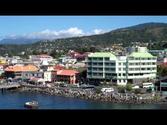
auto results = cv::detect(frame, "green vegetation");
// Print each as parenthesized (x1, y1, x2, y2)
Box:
(125, 83, 132, 92)
(134, 89, 141, 94)
(1, 23, 167, 56)
(117, 85, 126, 93)
(157, 65, 167, 77)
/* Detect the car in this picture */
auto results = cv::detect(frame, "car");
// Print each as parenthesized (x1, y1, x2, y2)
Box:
(101, 87, 114, 93)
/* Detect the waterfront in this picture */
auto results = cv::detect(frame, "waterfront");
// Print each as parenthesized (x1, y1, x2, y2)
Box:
(1, 91, 167, 109)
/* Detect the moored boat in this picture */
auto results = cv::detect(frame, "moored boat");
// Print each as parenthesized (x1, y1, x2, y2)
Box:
(24, 101, 39, 109)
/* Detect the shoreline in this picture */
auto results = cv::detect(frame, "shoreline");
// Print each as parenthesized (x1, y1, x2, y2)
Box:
(10, 85, 167, 105)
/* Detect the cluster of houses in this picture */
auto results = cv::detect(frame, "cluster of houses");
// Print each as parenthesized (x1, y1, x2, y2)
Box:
(0, 50, 89, 85)
(0, 46, 161, 88)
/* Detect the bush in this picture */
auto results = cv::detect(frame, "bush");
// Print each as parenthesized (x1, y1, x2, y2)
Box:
(117, 85, 125, 93)
(134, 89, 141, 94)
(126, 83, 132, 91)
(95, 88, 101, 94)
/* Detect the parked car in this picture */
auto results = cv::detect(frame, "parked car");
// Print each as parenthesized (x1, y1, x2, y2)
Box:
(101, 87, 114, 93)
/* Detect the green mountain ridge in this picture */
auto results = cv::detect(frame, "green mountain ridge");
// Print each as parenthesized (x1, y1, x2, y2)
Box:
(1, 22, 167, 57)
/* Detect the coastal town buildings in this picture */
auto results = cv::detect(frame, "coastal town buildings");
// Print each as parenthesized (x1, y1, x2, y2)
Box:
(86, 47, 157, 85)
(4, 64, 39, 79)
(55, 69, 79, 84)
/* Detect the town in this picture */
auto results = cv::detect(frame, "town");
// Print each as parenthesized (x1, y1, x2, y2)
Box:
(0, 44, 167, 104)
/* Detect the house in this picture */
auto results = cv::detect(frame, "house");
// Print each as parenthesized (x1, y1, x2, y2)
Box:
(4, 64, 39, 78)
(59, 56, 77, 64)
(87, 46, 157, 85)
(55, 69, 79, 84)
(68, 50, 89, 61)
(44, 71, 56, 82)
(29, 54, 53, 64)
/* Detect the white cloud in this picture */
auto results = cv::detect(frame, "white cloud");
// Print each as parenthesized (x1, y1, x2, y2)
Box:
(25, 27, 85, 39)
(5, 27, 109, 40)
(93, 29, 107, 35)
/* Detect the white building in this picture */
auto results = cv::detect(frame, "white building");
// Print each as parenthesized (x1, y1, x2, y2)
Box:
(86, 47, 157, 85)
(59, 56, 77, 64)
(29, 54, 53, 63)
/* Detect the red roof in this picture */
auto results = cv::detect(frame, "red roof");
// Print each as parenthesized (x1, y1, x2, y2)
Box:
(5, 64, 39, 72)
(56, 69, 79, 76)
(54, 65, 64, 71)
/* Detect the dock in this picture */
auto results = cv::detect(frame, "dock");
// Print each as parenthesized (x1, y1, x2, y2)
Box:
(0, 83, 21, 89)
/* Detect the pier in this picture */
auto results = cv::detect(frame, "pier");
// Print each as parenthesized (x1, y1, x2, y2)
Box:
(0, 83, 21, 90)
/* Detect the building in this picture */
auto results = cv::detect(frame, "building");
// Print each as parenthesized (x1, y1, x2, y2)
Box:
(86, 47, 157, 85)
(59, 56, 77, 64)
(4, 64, 39, 78)
(55, 69, 79, 84)
(29, 54, 53, 64)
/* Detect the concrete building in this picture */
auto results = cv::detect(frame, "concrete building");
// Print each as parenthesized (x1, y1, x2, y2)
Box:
(86, 47, 157, 85)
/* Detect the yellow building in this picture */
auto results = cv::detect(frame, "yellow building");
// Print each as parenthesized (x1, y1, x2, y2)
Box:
(0, 58, 7, 64)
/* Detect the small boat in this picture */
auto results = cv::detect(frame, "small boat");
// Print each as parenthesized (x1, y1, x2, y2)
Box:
(24, 101, 39, 109)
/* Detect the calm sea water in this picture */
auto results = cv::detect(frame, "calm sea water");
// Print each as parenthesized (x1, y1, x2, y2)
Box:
(0, 91, 167, 109)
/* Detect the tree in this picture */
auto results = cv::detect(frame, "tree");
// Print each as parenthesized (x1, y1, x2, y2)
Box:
(157, 65, 167, 77)
(134, 89, 141, 94)
(117, 85, 126, 93)
(126, 83, 132, 91)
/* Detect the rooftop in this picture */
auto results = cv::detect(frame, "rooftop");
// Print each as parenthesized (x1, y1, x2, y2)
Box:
(5, 64, 39, 72)
(129, 52, 155, 58)
(88, 52, 117, 59)
(56, 69, 79, 76)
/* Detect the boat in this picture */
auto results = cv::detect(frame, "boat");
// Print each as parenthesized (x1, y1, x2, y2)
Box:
(24, 101, 39, 109)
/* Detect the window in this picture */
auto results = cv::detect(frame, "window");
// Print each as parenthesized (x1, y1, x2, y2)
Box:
(99, 58, 103, 61)
(98, 63, 103, 65)
(93, 58, 97, 60)
(105, 63, 109, 66)
(123, 63, 126, 65)
(123, 74, 126, 76)
(93, 68, 97, 70)
(110, 68, 115, 71)
(110, 63, 115, 66)
(98, 68, 103, 71)
(105, 68, 109, 71)
(93, 62, 97, 65)
(123, 68, 126, 71)
(119, 63, 121, 65)
(105, 57, 109, 61)
(129, 63, 133, 65)
(119, 68, 121, 71)
(135, 68, 139, 70)
(152, 62, 156, 65)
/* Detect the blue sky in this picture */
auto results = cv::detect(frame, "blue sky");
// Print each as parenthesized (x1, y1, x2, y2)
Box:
(0, 16, 167, 39)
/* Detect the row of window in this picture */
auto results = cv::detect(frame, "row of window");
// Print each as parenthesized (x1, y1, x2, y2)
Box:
(129, 62, 156, 65)
(128, 57, 156, 60)
(128, 68, 156, 71)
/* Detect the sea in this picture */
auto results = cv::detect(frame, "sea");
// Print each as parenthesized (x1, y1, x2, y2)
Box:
(0, 90, 167, 109)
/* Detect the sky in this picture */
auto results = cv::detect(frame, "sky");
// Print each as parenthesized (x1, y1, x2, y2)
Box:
(0, 16, 167, 40)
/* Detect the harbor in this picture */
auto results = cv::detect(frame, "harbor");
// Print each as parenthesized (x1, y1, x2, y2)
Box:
(0, 90, 167, 109)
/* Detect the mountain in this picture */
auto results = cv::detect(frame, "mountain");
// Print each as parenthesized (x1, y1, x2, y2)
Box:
(0, 38, 41, 44)
(1, 22, 167, 56)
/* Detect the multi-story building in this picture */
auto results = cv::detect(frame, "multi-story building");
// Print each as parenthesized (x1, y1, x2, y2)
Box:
(86, 47, 157, 85)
